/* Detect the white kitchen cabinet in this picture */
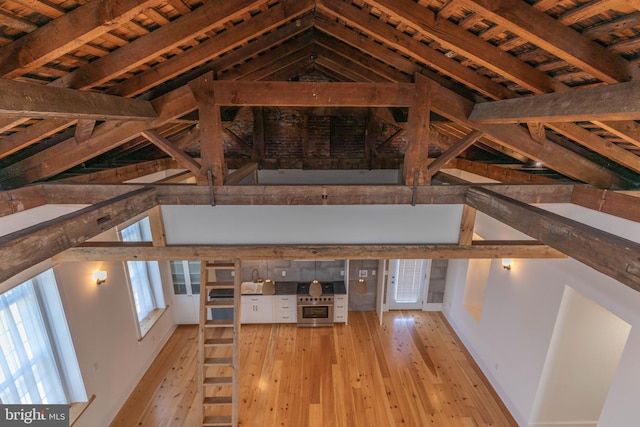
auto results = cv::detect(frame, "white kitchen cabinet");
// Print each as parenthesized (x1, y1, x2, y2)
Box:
(170, 260, 201, 324)
(241, 295, 274, 324)
(334, 294, 348, 324)
(274, 295, 297, 323)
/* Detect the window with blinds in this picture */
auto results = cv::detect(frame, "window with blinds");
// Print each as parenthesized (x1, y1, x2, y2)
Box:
(394, 259, 425, 303)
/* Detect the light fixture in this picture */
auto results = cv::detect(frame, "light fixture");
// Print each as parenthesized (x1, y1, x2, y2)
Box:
(263, 260, 275, 295)
(309, 260, 322, 297)
(94, 270, 107, 285)
(502, 259, 512, 270)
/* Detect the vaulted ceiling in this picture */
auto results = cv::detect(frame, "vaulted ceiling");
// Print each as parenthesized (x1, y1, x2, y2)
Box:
(0, 0, 639, 189)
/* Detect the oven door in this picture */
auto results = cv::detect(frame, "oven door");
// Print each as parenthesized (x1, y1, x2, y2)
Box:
(298, 304, 334, 326)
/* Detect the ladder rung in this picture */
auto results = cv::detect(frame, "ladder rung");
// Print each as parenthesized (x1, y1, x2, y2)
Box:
(203, 340, 233, 348)
(203, 415, 232, 426)
(204, 396, 233, 406)
(206, 299, 234, 308)
(204, 377, 233, 385)
(204, 357, 233, 366)
(205, 319, 234, 328)
(206, 282, 235, 289)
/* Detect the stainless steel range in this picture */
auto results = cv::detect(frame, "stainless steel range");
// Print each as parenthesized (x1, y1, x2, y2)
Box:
(297, 282, 334, 327)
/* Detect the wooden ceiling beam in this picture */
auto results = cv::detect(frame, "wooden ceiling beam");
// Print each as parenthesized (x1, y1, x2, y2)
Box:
(107, 0, 315, 97)
(61, 158, 182, 184)
(544, 122, 640, 175)
(466, 0, 638, 83)
(363, 0, 564, 94)
(468, 81, 640, 123)
(206, 81, 414, 107)
(593, 120, 640, 150)
(0, 86, 196, 187)
(0, 79, 158, 120)
(465, 186, 640, 292)
(0, 187, 157, 284)
(427, 131, 484, 178)
(226, 162, 258, 185)
(0, 10, 37, 33)
(51, 0, 272, 90)
(571, 186, 640, 224)
(0, 119, 73, 160)
(431, 81, 626, 188)
(33, 183, 573, 206)
(316, 0, 632, 183)
(317, 0, 515, 100)
(74, 119, 97, 143)
(0, 0, 164, 79)
(140, 129, 201, 176)
(52, 241, 566, 262)
(0, 1, 312, 163)
(450, 158, 556, 184)
(313, 45, 393, 83)
(226, 39, 317, 81)
(0, 185, 47, 217)
(314, 14, 420, 76)
(314, 33, 410, 83)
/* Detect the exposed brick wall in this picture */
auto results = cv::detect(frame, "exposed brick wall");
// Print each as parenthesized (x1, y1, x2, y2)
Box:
(264, 107, 303, 158)
(331, 115, 365, 158)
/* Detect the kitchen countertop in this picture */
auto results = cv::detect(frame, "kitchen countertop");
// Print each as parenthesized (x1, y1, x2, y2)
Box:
(210, 281, 346, 297)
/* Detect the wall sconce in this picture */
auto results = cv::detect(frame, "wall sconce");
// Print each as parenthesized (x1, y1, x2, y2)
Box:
(93, 271, 107, 285)
(502, 259, 512, 271)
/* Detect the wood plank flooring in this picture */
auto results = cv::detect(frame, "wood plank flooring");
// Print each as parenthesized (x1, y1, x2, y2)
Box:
(111, 311, 517, 426)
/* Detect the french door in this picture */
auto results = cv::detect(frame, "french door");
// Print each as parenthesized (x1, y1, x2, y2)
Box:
(387, 259, 429, 310)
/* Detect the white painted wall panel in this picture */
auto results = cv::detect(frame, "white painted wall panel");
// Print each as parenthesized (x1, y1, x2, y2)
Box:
(162, 205, 463, 245)
(443, 205, 640, 427)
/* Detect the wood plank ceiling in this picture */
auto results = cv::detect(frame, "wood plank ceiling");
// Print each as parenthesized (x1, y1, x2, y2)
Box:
(0, 0, 638, 189)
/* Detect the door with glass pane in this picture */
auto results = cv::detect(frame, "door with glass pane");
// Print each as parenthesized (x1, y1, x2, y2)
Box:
(387, 259, 429, 310)
(170, 260, 201, 324)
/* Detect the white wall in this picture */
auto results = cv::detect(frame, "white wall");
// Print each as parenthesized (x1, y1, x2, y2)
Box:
(257, 169, 401, 184)
(54, 259, 175, 427)
(0, 209, 176, 427)
(162, 205, 463, 244)
(529, 286, 631, 426)
(443, 206, 640, 427)
(0, 204, 87, 238)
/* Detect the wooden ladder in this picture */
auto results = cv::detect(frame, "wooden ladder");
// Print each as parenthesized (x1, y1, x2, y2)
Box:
(199, 261, 240, 427)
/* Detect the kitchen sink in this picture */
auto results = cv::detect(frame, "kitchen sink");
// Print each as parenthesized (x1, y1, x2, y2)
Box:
(241, 281, 264, 294)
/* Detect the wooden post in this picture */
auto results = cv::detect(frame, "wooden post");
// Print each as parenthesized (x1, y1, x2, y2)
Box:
(403, 74, 433, 185)
(189, 72, 225, 186)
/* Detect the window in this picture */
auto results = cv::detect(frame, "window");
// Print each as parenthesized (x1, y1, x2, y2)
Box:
(120, 217, 166, 337)
(0, 270, 86, 405)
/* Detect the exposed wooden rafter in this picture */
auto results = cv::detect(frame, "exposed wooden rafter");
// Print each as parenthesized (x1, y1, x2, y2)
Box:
(52, 240, 566, 262)
(0, 79, 158, 120)
(469, 81, 640, 123)
(465, 186, 640, 293)
(0, 187, 158, 284)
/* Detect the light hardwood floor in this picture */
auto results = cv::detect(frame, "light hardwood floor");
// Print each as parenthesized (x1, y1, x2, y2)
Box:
(111, 311, 517, 426)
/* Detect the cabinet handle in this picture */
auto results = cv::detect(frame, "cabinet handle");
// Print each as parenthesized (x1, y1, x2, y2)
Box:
(282, 306, 289, 310)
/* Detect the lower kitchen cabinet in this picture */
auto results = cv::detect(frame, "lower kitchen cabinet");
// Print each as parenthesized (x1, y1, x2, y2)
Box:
(241, 295, 274, 324)
(274, 295, 297, 323)
(334, 294, 348, 323)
